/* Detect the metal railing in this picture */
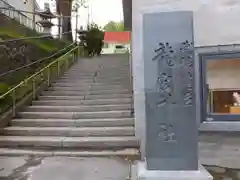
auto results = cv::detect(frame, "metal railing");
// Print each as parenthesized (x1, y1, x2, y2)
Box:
(0, 0, 43, 33)
(0, 46, 80, 116)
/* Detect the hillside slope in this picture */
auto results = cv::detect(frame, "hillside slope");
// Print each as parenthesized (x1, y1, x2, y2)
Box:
(0, 13, 72, 88)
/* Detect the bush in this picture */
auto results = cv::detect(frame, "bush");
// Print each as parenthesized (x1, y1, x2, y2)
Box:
(79, 23, 104, 56)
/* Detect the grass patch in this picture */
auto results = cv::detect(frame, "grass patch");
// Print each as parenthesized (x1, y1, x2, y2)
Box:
(0, 13, 76, 115)
(0, 28, 58, 52)
(0, 53, 75, 115)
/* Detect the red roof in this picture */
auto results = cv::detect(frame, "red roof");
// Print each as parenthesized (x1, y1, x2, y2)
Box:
(104, 32, 130, 43)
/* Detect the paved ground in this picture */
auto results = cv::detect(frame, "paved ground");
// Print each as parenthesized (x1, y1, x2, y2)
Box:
(0, 156, 132, 180)
(2, 141, 240, 180)
(1, 152, 240, 180)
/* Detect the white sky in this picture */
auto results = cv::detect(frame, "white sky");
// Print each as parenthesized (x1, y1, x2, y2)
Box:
(36, 0, 123, 27)
(36, 0, 123, 39)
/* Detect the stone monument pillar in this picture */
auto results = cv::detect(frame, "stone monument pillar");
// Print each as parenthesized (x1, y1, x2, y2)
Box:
(134, 10, 213, 180)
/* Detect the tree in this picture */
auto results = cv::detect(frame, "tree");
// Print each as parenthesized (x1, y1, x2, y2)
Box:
(78, 23, 104, 56)
(55, 0, 87, 42)
(72, 0, 87, 12)
(103, 21, 124, 32)
(54, 0, 72, 41)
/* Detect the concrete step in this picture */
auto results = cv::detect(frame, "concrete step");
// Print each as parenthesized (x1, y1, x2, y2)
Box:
(17, 110, 132, 119)
(59, 76, 94, 80)
(58, 77, 93, 80)
(94, 80, 130, 83)
(56, 81, 130, 85)
(0, 136, 139, 149)
(0, 148, 139, 157)
(49, 86, 130, 92)
(56, 80, 93, 84)
(38, 94, 132, 100)
(63, 73, 128, 77)
(52, 83, 129, 88)
(53, 82, 128, 87)
(85, 94, 132, 100)
(2, 127, 134, 137)
(11, 118, 134, 127)
(39, 95, 84, 100)
(32, 98, 132, 106)
(53, 83, 92, 87)
(48, 87, 90, 91)
(42, 89, 131, 96)
(24, 104, 131, 112)
(58, 77, 129, 82)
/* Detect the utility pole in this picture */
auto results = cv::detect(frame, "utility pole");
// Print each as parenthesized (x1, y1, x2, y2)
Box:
(75, 9, 79, 43)
(87, 5, 90, 26)
(58, 16, 62, 39)
(32, 0, 36, 30)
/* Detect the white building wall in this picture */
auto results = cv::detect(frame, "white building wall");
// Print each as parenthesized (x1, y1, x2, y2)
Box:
(102, 43, 130, 54)
(4, 0, 42, 31)
(5, 0, 34, 20)
(132, 0, 240, 158)
(132, 0, 240, 47)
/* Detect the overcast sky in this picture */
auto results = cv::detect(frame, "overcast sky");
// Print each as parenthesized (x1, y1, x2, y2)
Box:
(37, 0, 123, 27)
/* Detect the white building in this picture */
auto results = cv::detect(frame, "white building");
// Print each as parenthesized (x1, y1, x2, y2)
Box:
(102, 32, 130, 54)
(122, 0, 240, 124)
(1, 0, 43, 32)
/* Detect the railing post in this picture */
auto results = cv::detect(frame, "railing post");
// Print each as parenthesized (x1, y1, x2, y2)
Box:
(12, 89, 16, 117)
(72, 52, 74, 63)
(32, 79, 36, 99)
(76, 48, 79, 57)
(47, 67, 50, 86)
(74, 51, 77, 61)
(57, 60, 60, 77)
(75, 49, 78, 61)
(66, 57, 69, 71)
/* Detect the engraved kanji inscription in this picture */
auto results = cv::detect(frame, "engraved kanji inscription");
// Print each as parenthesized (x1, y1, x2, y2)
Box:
(180, 40, 194, 79)
(180, 40, 194, 106)
(152, 42, 174, 107)
(183, 84, 193, 106)
(152, 42, 175, 67)
(186, 55, 194, 79)
(152, 41, 194, 106)
(158, 123, 176, 142)
(155, 72, 173, 107)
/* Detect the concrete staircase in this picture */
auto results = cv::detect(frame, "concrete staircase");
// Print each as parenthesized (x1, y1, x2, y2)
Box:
(0, 54, 139, 157)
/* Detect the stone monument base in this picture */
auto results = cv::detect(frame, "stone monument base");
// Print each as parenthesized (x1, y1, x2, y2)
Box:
(137, 161, 213, 180)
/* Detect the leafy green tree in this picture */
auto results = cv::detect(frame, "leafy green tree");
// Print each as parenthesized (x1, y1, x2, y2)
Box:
(103, 21, 124, 32)
(78, 23, 104, 56)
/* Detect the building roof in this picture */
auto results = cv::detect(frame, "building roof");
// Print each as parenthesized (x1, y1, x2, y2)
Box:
(104, 32, 130, 43)
(34, 0, 41, 11)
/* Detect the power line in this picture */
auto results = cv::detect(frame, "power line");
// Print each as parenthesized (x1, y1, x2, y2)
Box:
(0, 42, 76, 78)
(0, 7, 78, 18)
(0, 31, 73, 43)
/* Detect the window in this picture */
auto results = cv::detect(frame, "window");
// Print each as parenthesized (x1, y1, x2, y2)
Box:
(115, 45, 125, 49)
(201, 52, 240, 121)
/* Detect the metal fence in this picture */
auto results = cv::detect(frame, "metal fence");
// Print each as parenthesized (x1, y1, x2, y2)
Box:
(0, 46, 80, 116)
(0, 0, 43, 33)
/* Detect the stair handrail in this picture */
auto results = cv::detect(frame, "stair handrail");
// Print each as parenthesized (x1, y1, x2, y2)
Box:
(0, 46, 80, 116)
